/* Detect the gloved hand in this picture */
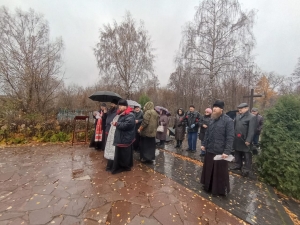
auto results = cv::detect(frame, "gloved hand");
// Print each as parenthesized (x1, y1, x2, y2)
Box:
(191, 124, 195, 128)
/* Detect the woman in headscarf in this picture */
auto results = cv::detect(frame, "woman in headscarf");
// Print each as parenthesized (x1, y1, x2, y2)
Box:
(156, 109, 169, 149)
(174, 108, 185, 148)
(199, 108, 212, 156)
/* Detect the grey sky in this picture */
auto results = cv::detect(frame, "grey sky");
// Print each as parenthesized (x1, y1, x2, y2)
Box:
(1, 0, 300, 87)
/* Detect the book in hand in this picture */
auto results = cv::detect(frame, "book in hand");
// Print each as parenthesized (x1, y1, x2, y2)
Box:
(213, 154, 235, 162)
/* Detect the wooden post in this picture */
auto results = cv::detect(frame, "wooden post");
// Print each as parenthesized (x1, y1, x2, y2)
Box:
(243, 89, 262, 109)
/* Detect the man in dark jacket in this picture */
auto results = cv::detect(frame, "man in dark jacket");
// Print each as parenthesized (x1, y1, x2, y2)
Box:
(133, 106, 143, 152)
(231, 103, 256, 177)
(111, 99, 135, 174)
(183, 105, 202, 153)
(200, 100, 234, 196)
(251, 108, 263, 147)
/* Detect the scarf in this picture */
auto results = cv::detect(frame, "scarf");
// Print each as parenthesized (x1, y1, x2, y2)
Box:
(95, 111, 103, 142)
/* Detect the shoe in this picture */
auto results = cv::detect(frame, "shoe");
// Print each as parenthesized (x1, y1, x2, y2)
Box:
(105, 167, 111, 171)
(157, 145, 165, 149)
(242, 171, 249, 177)
(186, 148, 191, 151)
(190, 150, 196, 153)
(229, 167, 241, 171)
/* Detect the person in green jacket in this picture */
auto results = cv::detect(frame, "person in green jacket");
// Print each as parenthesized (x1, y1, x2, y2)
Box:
(137, 101, 159, 163)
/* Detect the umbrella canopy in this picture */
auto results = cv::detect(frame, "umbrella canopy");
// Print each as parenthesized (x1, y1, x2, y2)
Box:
(127, 100, 141, 108)
(89, 91, 122, 102)
(155, 106, 171, 116)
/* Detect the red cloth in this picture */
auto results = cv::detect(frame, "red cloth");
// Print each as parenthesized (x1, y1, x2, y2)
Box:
(95, 112, 103, 142)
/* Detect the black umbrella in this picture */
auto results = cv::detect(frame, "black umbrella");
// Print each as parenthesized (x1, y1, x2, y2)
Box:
(89, 91, 122, 102)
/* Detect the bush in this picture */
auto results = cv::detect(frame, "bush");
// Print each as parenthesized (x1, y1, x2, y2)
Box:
(257, 95, 300, 199)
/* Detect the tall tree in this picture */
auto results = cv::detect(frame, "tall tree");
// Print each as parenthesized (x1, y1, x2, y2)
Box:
(0, 7, 64, 114)
(94, 12, 155, 99)
(292, 57, 300, 92)
(182, 0, 256, 104)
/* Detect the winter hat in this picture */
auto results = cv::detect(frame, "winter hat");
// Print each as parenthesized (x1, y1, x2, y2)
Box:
(237, 103, 248, 108)
(251, 107, 258, 112)
(111, 99, 118, 105)
(100, 103, 107, 107)
(118, 99, 128, 107)
(205, 108, 212, 114)
(212, 100, 224, 109)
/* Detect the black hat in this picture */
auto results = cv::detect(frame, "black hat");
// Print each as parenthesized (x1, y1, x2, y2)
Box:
(100, 102, 107, 107)
(237, 103, 248, 108)
(111, 99, 118, 105)
(212, 100, 224, 109)
(118, 99, 128, 107)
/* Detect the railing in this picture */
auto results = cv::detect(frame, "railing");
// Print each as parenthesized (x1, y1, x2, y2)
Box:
(56, 110, 94, 122)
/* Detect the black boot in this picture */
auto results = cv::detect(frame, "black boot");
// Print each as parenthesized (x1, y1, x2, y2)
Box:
(158, 140, 165, 149)
(179, 140, 182, 148)
(175, 140, 179, 148)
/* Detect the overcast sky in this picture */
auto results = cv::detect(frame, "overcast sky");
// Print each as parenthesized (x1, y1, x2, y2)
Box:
(1, 0, 300, 87)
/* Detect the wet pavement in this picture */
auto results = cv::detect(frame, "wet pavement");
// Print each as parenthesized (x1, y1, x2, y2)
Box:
(133, 138, 294, 225)
(0, 144, 247, 225)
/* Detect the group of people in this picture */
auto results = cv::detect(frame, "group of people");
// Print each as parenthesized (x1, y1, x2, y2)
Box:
(90, 97, 264, 197)
(90, 99, 171, 174)
(199, 100, 263, 196)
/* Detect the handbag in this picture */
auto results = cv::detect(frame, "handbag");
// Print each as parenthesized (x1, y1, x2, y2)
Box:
(157, 125, 164, 132)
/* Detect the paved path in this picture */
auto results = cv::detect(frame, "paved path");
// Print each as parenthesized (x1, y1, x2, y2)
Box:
(0, 144, 246, 225)
(135, 140, 294, 225)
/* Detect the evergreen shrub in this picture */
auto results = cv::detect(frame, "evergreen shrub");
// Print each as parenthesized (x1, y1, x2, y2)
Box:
(257, 95, 300, 199)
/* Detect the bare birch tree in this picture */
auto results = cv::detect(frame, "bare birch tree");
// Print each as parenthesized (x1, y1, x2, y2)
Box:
(183, 0, 256, 104)
(0, 7, 64, 114)
(94, 12, 155, 99)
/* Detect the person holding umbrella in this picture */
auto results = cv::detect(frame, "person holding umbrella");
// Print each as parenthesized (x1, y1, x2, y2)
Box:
(104, 99, 118, 170)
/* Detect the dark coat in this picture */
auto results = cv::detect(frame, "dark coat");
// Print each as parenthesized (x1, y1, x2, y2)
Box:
(105, 107, 118, 133)
(140, 102, 158, 138)
(183, 111, 202, 133)
(233, 110, 257, 152)
(202, 114, 235, 155)
(156, 114, 169, 141)
(199, 115, 212, 141)
(113, 107, 135, 146)
(255, 114, 264, 135)
(174, 112, 185, 141)
(133, 110, 143, 132)
(199, 115, 211, 134)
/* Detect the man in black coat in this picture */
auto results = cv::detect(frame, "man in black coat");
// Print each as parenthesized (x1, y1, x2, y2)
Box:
(200, 100, 235, 196)
(111, 99, 135, 174)
(133, 106, 143, 152)
(230, 103, 256, 177)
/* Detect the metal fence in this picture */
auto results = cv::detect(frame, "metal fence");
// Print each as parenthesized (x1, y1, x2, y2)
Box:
(56, 109, 94, 122)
